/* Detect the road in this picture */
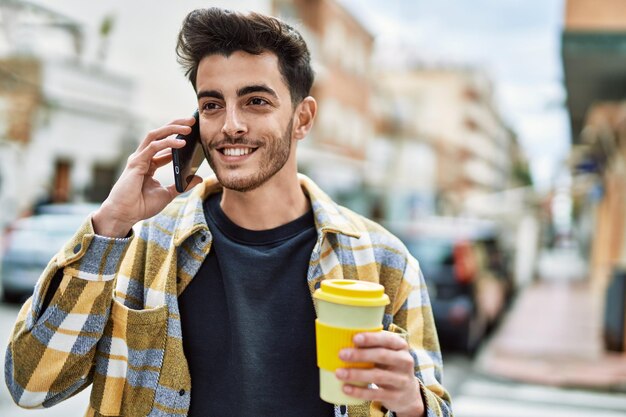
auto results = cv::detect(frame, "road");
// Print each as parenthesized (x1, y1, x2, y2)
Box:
(445, 352, 626, 417)
(1, 302, 626, 416)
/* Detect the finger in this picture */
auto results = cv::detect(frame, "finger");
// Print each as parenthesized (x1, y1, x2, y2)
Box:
(165, 182, 182, 199)
(169, 115, 197, 127)
(135, 136, 186, 166)
(137, 123, 193, 152)
(335, 367, 408, 390)
(151, 151, 173, 168)
(153, 148, 174, 159)
(353, 332, 409, 351)
(127, 138, 184, 175)
(147, 153, 174, 177)
(163, 174, 202, 197)
(341, 383, 391, 403)
(340, 347, 414, 370)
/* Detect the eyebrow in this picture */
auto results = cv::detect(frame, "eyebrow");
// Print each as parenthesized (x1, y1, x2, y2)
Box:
(197, 90, 224, 101)
(197, 84, 279, 101)
(237, 84, 278, 99)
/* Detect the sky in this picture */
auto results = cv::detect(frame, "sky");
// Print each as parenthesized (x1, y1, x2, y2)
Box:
(27, 0, 570, 191)
(339, 0, 571, 190)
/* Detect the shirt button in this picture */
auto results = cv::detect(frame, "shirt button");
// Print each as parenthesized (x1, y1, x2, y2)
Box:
(179, 389, 186, 396)
(73, 244, 82, 254)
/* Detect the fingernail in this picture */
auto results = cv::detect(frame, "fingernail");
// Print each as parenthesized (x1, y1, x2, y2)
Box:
(339, 349, 351, 360)
(354, 334, 364, 344)
(343, 385, 353, 394)
(336, 369, 347, 379)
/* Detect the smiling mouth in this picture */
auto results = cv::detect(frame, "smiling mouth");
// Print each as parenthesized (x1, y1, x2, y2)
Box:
(217, 147, 258, 156)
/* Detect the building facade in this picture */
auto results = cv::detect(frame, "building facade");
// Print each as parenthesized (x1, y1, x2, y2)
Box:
(273, 0, 375, 214)
(563, 0, 626, 350)
(377, 66, 517, 217)
(563, 0, 626, 289)
(0, 1, 137, 229)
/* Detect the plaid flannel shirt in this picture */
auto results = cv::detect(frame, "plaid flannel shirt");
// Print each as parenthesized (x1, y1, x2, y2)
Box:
(5, 175, 453, 417)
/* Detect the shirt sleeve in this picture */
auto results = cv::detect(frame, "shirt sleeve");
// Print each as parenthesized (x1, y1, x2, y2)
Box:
(4, 215, 133, 409)
(388, 254, 454, 417)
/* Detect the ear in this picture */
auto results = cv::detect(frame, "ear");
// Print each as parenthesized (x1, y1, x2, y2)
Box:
(292, 96, 317, 140)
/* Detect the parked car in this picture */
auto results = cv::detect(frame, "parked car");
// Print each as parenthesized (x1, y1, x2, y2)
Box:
(34, 202, 100, 216)
(1, 207, 94, 303)
(387, 217, 513, 354)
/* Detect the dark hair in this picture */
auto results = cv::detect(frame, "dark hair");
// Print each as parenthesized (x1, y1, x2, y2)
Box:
(176, 7, 314, 105)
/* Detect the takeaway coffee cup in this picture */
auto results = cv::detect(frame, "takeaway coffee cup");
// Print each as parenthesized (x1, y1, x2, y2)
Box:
(314, 279, 390, 405)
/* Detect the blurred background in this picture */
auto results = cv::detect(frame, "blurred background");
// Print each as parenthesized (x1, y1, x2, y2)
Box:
(0, 0, 625, 415)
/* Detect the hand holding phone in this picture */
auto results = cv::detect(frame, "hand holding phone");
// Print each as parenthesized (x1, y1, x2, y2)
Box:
(93, 116, 198, 238)
(172, 110, 205, 192)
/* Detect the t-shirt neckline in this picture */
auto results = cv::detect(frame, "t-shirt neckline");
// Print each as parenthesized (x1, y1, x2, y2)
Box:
(204, 192, 315, 246)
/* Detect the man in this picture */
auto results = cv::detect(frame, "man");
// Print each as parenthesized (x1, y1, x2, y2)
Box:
(5, 7, 452, 417)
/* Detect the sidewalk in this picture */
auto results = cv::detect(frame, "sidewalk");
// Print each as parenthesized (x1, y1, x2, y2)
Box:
(476, 278, 626, 391)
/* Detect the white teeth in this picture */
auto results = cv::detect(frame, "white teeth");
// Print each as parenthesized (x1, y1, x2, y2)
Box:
(223, 148, 251, 156)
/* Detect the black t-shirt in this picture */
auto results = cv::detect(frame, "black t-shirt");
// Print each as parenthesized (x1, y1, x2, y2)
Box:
(178, 193, 334, 417)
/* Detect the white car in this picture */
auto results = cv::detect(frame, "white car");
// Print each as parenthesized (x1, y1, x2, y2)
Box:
(1, 205, 97, 303)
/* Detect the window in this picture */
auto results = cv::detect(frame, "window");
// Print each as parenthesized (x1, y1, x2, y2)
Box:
(88, 164, 116, 202)
(52, 159, 71, 203)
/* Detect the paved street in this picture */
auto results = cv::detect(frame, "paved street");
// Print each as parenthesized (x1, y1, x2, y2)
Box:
(457, 379, 626, 417)
(2, 301, 626, 416)
(447, 358, 626, 417)
(447, 246, 626, 417)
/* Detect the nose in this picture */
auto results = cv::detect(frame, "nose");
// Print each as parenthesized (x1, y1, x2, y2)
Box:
(221, 105, 247, 137)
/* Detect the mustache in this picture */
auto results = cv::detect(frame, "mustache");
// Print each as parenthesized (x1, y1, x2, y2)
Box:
(209, 135, 263, 149)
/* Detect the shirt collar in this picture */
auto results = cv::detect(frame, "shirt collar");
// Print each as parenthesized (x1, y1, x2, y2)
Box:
(173, 174, 361, 246)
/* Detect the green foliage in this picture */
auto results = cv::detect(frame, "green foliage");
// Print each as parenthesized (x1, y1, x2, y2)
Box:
(513, 161, 532, 186)
(99, 14, 115, 38)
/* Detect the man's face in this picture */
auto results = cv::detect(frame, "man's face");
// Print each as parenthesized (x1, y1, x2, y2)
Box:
(195, 51, 296, 192)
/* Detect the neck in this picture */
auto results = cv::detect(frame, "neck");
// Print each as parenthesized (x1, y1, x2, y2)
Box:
(219, 171, 310, 231)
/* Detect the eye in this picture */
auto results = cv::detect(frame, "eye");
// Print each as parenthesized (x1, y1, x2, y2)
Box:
(249, 97, 269, 106)
(202, 101, 221, 111)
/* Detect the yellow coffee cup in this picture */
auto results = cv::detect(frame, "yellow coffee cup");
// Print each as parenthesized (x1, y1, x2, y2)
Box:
(314, 279, 390, 405)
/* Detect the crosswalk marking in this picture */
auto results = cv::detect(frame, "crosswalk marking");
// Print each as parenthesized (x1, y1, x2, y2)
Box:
(450, 377, 626, 417)
(461, 379, 626, 412)
(452, 396, 626, 417)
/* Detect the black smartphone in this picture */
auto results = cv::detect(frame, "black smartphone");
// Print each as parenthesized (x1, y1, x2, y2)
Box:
(172, 110, 204, 193)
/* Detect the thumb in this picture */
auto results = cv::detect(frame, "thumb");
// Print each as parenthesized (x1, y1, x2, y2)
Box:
(184, 175, 203, 192)
(166, 175, 203, 198)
